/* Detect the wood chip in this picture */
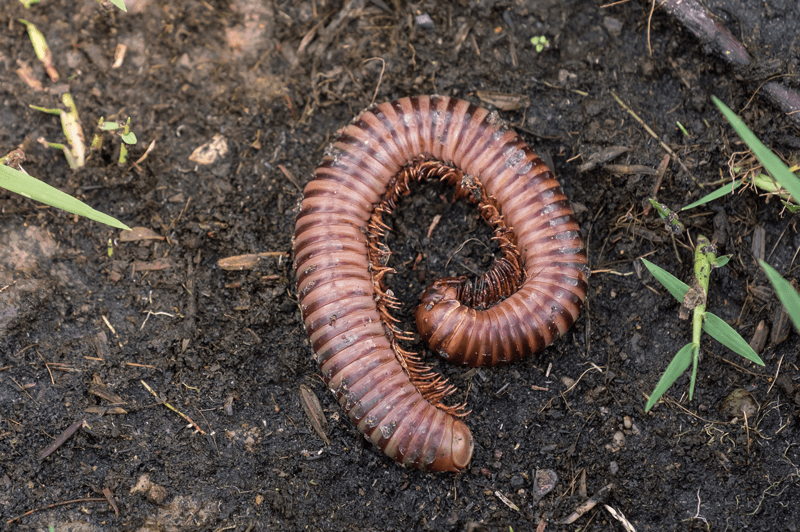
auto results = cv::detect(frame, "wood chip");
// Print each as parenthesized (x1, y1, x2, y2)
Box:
(604, 164, 658, 175)
(217, 251, 288, 271)
(132, 259, 171, 272)
(771, 304, 791, 345)
(749, 320, 768, 353)
(85, 406, 127, 415)
(751, 225, 766, 262)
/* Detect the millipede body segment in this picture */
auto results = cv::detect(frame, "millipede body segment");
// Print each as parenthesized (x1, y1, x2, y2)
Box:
(293, 95, 588, 472)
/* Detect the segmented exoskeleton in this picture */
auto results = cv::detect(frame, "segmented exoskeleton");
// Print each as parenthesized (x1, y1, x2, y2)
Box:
(294, 95, 588, 471)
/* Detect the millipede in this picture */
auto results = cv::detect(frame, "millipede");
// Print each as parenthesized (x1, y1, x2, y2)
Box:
(293, 95, 589, 472)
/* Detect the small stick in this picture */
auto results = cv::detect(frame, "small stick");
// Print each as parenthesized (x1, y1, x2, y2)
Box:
(38, 419, 85, 460)
(133, 138, 156, 169)
(611, 92, 692, 179)
(10, 377, 38, 405)
(560, 483, 615, 524)
(125, 361, 156, 369)
(645, 154, 672, 214)
(6, 497, 109, 524)
(647, 0, 656, 57)
(743, 409, 751, 457)
(141, 380, 206, 434)
(765, 354, 784, 396)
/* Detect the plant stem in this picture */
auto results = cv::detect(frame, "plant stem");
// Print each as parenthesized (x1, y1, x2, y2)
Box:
(689, 235, 716, 399)
(118, 117, 130, 165)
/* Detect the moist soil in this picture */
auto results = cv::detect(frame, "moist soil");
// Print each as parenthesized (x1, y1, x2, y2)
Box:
(1, 1, 799, 530)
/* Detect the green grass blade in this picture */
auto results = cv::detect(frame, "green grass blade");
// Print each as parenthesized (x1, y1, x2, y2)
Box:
(0, 165, 130, 230)
(703, 312, 765, 365)
(760, 260, 800, 333)
(712, 96, 800, 205)
(689, 343, 700, 401)
(641, 258, 690, 303)
(645, 343, 693, 412)
(682, 180, 744, 211)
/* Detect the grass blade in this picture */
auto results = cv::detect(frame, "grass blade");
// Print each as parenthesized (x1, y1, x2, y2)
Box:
(759, 260, 800, 333)
(682, 180, 743, 211)
(689, 344, 699, 401)
(645, 343, 693, 412)
(641, 258, 690, 303)
(712, 96, 800, 205)
(0, 164, 129, 230)
(703, 312, 765, 365)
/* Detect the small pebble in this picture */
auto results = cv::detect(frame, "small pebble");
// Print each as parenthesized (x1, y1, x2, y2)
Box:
(605, 431, 626, 453)
(415, 13, 434, 29)
(603, 17, 623, 37)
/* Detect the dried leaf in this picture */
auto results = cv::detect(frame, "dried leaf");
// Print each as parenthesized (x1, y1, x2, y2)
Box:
(16, 61, 43, 91)
(299, 384, 329, 445)
(119, 226, 164, 242)
(475, 90, 530, 111)
(89, 381, 125, 404)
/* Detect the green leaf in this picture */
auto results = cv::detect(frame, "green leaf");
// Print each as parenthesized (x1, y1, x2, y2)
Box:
(101, 121, 121, 131)
(714, 255, 731, 268)
(682, 180, 743, 211)
(0, 164, 130, 230)
(645, 343, 693, 412)
(712, 96, 800, 206)
(703, 312, 765, 365)
(108, 0, 127, 11)
(760, 260, 800, 333)
(641, 258, 690, 303)
(121, 132, 137, 145)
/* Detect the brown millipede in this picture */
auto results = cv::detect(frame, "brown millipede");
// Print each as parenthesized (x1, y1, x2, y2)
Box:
(293, 95, 588, 472)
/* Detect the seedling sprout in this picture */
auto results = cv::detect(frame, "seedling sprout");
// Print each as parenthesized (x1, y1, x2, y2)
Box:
(641, 236, 764, 412)
(680, 97, 800, 213)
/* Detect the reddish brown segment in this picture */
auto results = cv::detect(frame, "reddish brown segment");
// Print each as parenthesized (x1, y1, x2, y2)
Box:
(293, 95, 588, 471)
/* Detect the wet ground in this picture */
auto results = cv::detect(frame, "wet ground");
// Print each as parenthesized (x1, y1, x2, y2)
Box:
(1, 0, 798, 530)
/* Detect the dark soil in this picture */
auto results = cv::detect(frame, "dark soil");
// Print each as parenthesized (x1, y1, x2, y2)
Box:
(1, 1, 798, 531)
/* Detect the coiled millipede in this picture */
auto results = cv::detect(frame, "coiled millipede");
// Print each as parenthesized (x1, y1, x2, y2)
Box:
(293, 95, 588, 472)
